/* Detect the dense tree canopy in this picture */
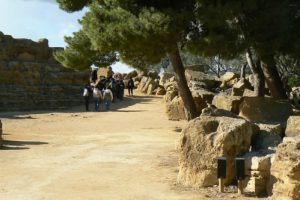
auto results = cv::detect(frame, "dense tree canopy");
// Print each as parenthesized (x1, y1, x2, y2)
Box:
(56, 0, 300, 119)
(54, 30, 117, 70)
(57, 0, 200, 120)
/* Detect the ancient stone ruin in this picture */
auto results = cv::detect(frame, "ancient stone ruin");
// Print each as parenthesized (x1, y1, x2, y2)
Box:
(151, 66, 300, 199)
(0, 32, 89, 111)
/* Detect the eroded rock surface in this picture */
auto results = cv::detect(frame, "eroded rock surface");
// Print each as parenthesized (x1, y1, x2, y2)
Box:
(177, 116, 256, 187)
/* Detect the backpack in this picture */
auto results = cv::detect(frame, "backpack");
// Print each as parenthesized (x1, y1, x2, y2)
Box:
(103, 89, 112, 101)
(83, 88, 89, 97)
(93, 87, 100, 98)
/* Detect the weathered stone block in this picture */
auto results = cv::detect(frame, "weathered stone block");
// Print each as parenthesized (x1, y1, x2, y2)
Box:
(177, 116, 256, 187)
(212, 95, 243, 114)
(285, 116, 300, 137)
(239, 97, 293, 123)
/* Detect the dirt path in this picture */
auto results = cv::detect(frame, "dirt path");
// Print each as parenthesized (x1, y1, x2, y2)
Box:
(0, 95, 201, 200)
(0, 94, 264, 200)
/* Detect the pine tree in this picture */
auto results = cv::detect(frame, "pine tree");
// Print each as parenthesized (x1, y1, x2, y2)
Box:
(54, 30, 118, 70)
(57, 0, 199, 120)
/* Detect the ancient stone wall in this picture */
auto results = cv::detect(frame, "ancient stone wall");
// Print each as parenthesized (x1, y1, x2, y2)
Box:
(0, 32, 89, 111)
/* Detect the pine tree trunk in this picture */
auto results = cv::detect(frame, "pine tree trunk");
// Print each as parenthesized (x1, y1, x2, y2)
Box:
(261, 56, 288, 99)
(240, 63, 246, 79)
(169, 46, 199, 120)
(246, 50, 265, 97)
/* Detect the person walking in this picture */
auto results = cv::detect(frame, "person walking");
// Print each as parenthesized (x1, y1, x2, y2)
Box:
(103, 87, 113, 111)
(127, 77, 134, 96)
(93, 86, 103, 111)
(83, 84, 92, 111)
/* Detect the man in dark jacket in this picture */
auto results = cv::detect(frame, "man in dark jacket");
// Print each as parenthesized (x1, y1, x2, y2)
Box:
(128, 77, 134, 96)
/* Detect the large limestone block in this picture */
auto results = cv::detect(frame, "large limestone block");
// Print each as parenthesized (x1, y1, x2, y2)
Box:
(244, 152, 273, 196)
(243, 89, 256, 97)
(164, 90, 178, 103)
(221, 72, 239, 83)
(147, 84, 155, 95)
(290, 87, 300, 109)
(192, 89, 215, 104)
(165, 96, 186, 121)
(185, 68, 220, 90)
(147, 70, 159, 79)
(177, 116, 256, 187)
(232, 79, 253, 96)
(137, 76, 148, 91)
(212, 95, 243, 114)
(159, 72, 174, 86)
(268, 136, 300, 200)
(239, 97, 293, 123)
(286, 116, 300, 137)
(142, 78, 157, 93)
(156, 87, 166, 96)
(252, 124, 283, 151)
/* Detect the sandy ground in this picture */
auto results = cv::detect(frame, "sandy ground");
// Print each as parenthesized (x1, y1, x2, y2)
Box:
(0, 93, 266, 200)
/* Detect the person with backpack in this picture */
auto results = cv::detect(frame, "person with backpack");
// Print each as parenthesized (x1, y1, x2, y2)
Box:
(118, 80, 125, 101)
(128, 77, 135, 96)
(93, 86, 103, 111)
(109, 78, 117, 103)
(103, 87, 113, 111)
(83, 84, 92, 111)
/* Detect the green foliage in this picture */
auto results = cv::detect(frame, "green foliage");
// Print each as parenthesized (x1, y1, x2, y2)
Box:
(54, 30, 117, 70)
(57, 0, 195, 69)
(188, 0, 300, 61)
(56, 0, 91, 12)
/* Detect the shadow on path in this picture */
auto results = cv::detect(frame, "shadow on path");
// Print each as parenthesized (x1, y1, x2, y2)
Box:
(1, 140, 48, 151)
(0, 95, 161, 119)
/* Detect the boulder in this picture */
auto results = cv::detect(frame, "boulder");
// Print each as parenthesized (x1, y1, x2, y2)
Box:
(221, 72, 239, 83)
(267, 136, 300, 200)
(290, 87, 300, 109)
(185, 69, 221, 90)
(164, 89, 178, 103)
(159, 72, 174, 86)
(212, 95, 243, 114)
(244, 151, 273, 196)
(191, 91, 208, 113)
(156, 87, 166, 95)
(0, 120, 2, 147)
(252, 124, 283, 151)
(239, 97, 293, 123)
(137, 76, 148, 92)
(243, 89, 256, 97)
(232, 79, 253, 96)
(147, 70, 159, 79)
(285, 116, 300, 137)
(192, 89, 215, 104)
(177, 116, 256, 187)
(201, 106, 237, 118)
(138, 70, 148, 77)
(134, 81, 140, 89)
(147, 84, 155, 95)
(165, 96, 186, 120)
(141, 78, 157, 93)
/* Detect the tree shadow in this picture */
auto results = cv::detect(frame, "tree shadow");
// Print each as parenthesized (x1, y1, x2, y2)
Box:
(0, 95, 159, 119)
(1, 140, 48, 151)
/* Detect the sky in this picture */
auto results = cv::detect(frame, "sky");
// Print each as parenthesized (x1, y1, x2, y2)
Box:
(0, 0, 132, 73)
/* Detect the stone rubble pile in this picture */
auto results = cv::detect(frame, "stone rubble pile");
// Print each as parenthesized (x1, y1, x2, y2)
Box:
(151, 65, 300, 199)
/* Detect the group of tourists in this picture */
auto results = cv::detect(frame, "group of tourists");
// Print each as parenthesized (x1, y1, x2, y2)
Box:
(83, 77, 135, 112)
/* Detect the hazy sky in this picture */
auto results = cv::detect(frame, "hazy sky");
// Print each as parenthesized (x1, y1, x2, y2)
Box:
(0, 0, 132, 72)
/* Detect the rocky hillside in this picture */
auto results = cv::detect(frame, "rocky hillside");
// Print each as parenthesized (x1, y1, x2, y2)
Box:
(0, 32, 89, 111)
